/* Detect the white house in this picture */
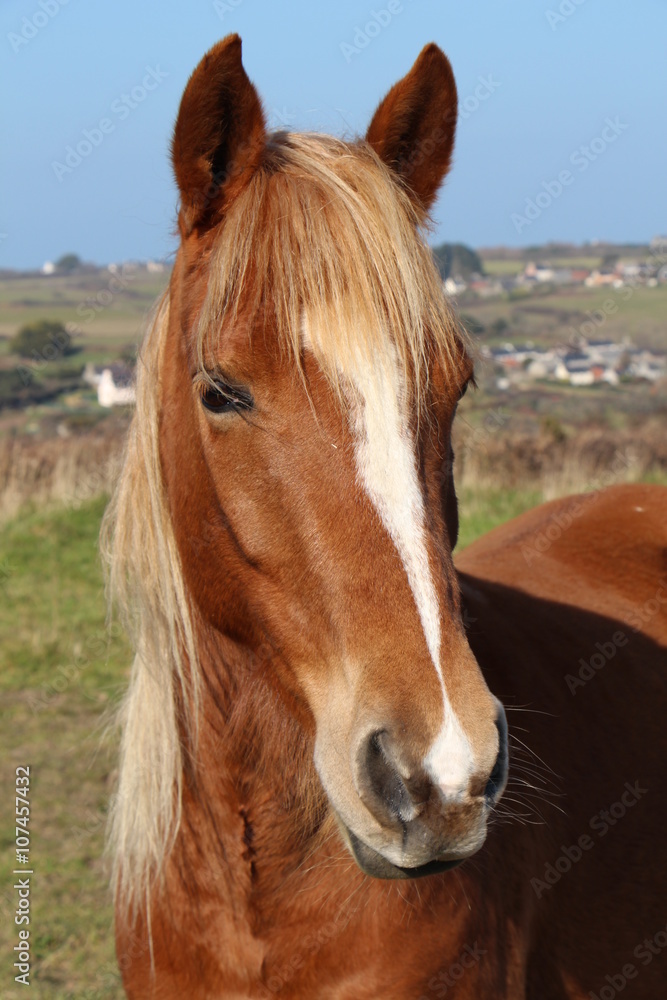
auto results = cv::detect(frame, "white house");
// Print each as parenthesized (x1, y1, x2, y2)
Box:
(84, 362, 135, 407)
(522, 262, 555, 283)
(629, 350, 667, 382)
(584, 269, 617, 288)
(554, 353, 620, 386)
(443, 276, 468, 296)
(555, 357, 595, 386)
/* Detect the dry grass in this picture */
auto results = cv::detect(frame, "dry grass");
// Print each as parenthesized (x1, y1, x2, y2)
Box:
(452, 417, 667, 498)
(1, 414, 665, 531)
(0, 423, 126, 524)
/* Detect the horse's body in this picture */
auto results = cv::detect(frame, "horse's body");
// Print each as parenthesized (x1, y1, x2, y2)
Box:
(108, 36, 667, 999)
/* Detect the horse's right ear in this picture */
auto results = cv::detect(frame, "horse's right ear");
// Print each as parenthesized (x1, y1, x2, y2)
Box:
(171, 35, 266, 237)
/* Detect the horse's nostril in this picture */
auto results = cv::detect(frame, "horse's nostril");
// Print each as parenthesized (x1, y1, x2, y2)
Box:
(362, 731, 415, 824)
(484, 708, 509, 801)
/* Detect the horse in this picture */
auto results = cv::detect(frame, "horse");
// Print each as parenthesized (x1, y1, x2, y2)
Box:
(104, 35, 667, 998)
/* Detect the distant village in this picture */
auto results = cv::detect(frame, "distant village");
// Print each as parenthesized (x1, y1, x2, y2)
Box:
(27, 240, 667, 404)
(442, 235, 667, 300)
(442, 239, 667, 390)
(485, 337, 665, 391)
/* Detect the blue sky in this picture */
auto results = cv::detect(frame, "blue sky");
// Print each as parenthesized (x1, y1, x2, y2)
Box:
(2, 0, 665, 269)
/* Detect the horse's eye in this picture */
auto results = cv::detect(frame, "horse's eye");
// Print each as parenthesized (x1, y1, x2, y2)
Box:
(200, 381, 253, 414)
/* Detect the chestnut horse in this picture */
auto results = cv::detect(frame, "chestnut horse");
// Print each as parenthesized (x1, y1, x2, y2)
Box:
(105, 36, 667, 998)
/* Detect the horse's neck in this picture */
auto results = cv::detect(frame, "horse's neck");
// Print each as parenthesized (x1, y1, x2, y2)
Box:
(161, 627, 505, 991)
(179, 627, 333, 903)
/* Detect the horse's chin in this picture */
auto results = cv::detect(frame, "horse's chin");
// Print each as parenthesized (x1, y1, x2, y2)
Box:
(339, 823, 466, 881)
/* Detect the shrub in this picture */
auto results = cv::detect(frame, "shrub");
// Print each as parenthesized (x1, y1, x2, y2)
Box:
(9, 320, 72, 360)
(0, 367, 32, 394)
(490, 318, 509, 336)
(55, 253, 82, 274)
(432, 243, 484, 280)
(0, 367, 36, 408)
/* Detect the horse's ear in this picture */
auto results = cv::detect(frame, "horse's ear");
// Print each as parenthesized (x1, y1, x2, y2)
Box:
(366, 44, 457, 215)
(171, 34, 266, 236)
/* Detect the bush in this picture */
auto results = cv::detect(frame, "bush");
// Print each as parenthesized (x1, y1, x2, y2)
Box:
(55, 253, 82, 274)
(49, 362, 85, 381)
(9, 320, 72, 360)
(432, 243, 484, 281)
(0, 367, 40, 409)
(0, 368, 32, 396)
(540, 415, 567, 444)
(490, 318, 509, 336)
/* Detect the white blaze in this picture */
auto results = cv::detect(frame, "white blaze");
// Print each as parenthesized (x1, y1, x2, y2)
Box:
(347, 348, 474, 798)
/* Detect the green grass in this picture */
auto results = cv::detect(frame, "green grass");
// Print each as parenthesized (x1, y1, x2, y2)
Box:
(456, 487, 542, 550)
(479, 259, 524, 276)
(0, 498, 129, 999)
(480, 255, 607, 277)
(453, 282, 667, 368)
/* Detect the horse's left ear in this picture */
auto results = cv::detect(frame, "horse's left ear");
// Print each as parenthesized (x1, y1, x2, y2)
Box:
(366, 44, 457, 215)
(171, 34, 266, 236)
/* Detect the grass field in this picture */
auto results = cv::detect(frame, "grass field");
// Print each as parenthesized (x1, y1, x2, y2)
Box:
(0, 272, 168, 355)
(0, 486, 544, 998)
(0, 498, 128, 1000)
(481, 255, 604, 277)
(462, 283, 667, 353)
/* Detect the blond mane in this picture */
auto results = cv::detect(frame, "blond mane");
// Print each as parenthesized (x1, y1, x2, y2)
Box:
(198, 132, 468, 398)
(103, 131, 468, 915)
